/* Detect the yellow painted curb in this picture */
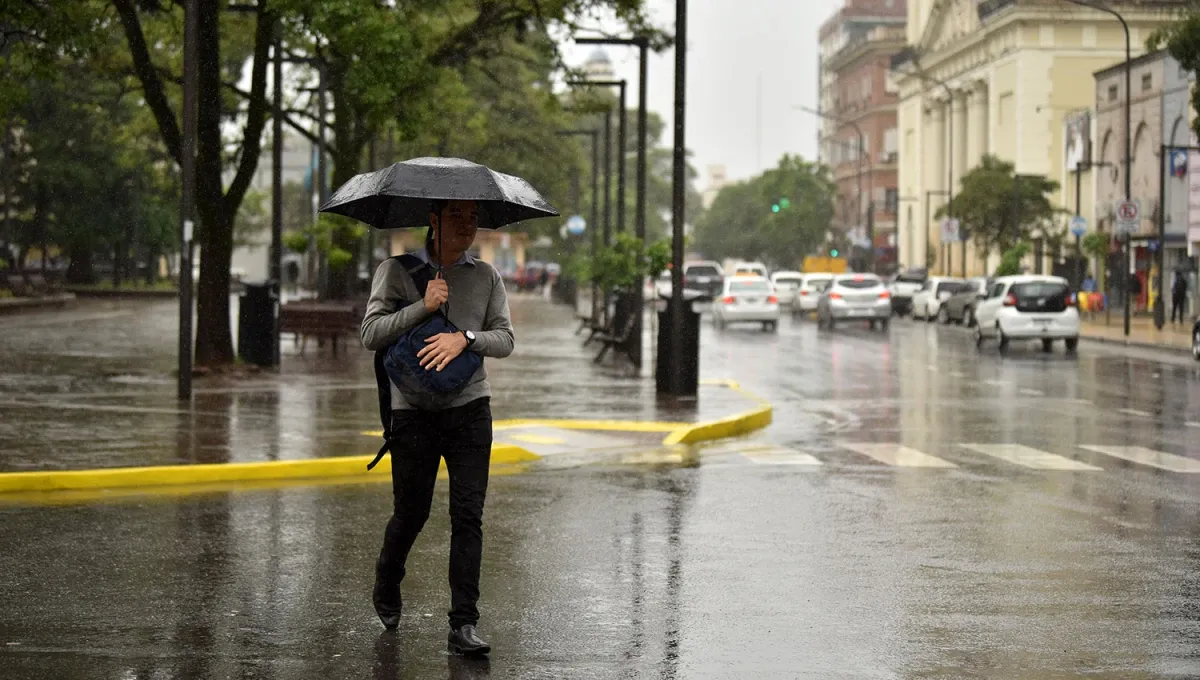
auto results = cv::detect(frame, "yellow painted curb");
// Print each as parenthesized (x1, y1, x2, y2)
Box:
(662, 378, 773, 446)
(361, 418, 687, 438)
(0, 443, 538, 495)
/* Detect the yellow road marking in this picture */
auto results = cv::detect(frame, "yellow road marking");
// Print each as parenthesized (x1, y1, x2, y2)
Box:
(509, 433, 567, 445)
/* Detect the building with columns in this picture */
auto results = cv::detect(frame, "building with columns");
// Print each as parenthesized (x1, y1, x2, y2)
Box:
(817, 0, 907, 271)
(894, 0, 1183, 276)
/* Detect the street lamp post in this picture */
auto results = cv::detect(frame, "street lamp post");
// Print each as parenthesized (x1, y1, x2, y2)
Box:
(566, 79, 627, 238)
(557, 129, 602, 326)
(1064, 0, 1131, 336)
(796, 105, 873, 271)
(668, 0, 688, 396)
(1156, 144, 1200, 328)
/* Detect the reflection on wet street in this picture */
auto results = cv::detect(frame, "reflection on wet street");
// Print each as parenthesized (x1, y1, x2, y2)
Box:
(2, 299, 1200, 677)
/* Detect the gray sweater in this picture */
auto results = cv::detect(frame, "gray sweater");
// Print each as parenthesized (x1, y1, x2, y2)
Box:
(361, 250, 514, 411)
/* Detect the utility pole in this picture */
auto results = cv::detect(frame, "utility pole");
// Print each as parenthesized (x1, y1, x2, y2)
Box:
(667, 0, 689, 396)
(270, 20, 283, 366)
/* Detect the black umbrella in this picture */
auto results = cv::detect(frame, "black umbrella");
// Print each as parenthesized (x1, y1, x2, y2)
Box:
(318, 156, 559, 231)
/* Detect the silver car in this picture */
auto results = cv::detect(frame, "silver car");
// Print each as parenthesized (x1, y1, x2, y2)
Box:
(713, 276, 780, 332)
(816, 274, 891, 331)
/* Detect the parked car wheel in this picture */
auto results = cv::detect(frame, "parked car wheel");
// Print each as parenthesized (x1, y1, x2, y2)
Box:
(998, 327, 1010, 352)
(1042, 338, 1054, 353)
(938, 306, 950, 325)
(974, 326, 984, 348)
(1065, 337, 1079, 354)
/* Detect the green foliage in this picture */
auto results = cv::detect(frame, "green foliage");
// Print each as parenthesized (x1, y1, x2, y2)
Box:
(1149, 13, 1200, 138)
(586, 233, 671, 291)
(692, 155, 835, 268)
(327, 247, 354, 271)
(994, 243, 1031, 277)
(283, 231, 312, 254)
(939, 155, 1059, 258)
(1081, 232, 1110, 260)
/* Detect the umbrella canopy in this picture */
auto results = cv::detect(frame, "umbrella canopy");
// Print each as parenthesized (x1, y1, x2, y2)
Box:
(318, 157, 558, 230)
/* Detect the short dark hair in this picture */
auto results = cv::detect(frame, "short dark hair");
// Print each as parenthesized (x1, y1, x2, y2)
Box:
(427, 200, 446, 251)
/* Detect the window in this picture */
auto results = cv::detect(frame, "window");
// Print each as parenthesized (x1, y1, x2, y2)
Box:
(862, 76, 872, 99)
(837, 276, 882, 289)
(1107, 84, 1118, 102)
(730, 280, 770, 294)
(988, 283, 1007, 299)
(884, 128, 898, 154)
(885, 189, 899, 213)
(1142, 73, 1152, 92)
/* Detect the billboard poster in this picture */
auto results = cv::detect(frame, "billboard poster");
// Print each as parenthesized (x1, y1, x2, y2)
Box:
(1064, 110, 1091, 172)
(1189, 128, 1200, 235)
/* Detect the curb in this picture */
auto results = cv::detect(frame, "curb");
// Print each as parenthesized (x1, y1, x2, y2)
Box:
(1080, 332, 1194, 356)
(0, 294, 76, 314)
(0, 444, 538, 495)
(0, 382, 773, 498)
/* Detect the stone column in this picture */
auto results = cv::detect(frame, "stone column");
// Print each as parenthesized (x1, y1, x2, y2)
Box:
(926, 97, 946, 270)
(967, 81, 989, 166)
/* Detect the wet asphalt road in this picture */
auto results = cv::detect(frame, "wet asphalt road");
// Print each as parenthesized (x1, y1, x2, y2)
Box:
(3, 301, 1200, 677)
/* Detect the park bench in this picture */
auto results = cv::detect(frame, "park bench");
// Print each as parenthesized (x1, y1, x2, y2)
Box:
(279, 302, 361, 356)
(592, 310, 638, 365)
(25, 272, 51, 296)
(5, 273, 31, 298)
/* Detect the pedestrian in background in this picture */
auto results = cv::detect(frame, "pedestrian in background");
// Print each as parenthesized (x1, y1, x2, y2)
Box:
(1172, 270, 1189, 324)
(360, 199, 514, 656)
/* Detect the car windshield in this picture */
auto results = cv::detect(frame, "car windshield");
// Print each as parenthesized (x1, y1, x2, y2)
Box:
(895, 274, 924, 284)
(774, 277, 802, 288)
(730, 280, 770, 294)
(936, 282, 961, 295)
(808, 279, 832, 292)
(836, 276, 881, 289)
(687, 265, 720, 277)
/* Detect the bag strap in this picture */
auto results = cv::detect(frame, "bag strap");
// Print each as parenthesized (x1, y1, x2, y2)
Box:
(368, 253, 437, 471)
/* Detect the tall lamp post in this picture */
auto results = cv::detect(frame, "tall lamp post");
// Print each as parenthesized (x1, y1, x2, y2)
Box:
(1064, 0, 1131, 336)
(890, 62, 959, 276)
(177, 0, 199, 400)
(556, 129, 602, 325)
(796, 105, 873, 271)
(566, 79, 627, 238)
(667, 0, 688, 396)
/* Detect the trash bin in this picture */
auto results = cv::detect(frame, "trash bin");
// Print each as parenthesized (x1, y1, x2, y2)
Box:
(238, 280, 278, 367)
(655, 293, 706, 396)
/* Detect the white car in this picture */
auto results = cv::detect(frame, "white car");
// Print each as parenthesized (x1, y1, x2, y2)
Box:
(911, 277, 965, 321)
(888, 269, 927, 316)
(974, 275, 1080, 352)
(731, 261, 768, 278)
(816, 273, 891, 331)
(769, 271, 805, 307)
(791, 273, 834, 316)
(713, 276, 779, 331)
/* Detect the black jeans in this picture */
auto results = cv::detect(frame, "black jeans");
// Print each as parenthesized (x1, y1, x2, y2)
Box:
(377, 397, 492, 629)
(1172, 295, 1187, 323)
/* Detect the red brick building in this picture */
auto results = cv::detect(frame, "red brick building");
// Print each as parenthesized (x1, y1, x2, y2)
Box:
(818, 0, 906, 272)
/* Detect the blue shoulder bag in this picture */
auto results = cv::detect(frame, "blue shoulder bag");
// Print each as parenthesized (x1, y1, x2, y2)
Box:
(382, 254, 482, 396)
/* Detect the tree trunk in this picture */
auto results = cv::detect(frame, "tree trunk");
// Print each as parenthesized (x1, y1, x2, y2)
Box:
(193, 0, 234, 367)
(66, 245, 95, 284)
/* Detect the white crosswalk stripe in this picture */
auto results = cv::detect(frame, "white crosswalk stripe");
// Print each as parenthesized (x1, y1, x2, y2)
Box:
(960, 444, 1102, 471)
(740, 445, 823, 466)
(839, 443, 957, 468)
(1079, 446, 1200, 473)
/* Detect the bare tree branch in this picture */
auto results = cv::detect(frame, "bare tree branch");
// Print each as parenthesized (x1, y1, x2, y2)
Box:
(112, 0, 181, 164)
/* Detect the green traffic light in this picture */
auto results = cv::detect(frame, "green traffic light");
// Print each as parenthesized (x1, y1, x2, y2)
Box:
(830, 249, 839, 257)
(771, 204, 780, 213)
(779, 198, 790, 209)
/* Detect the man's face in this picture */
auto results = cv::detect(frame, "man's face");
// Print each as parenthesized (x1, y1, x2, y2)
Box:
(432, 200, 479, 253)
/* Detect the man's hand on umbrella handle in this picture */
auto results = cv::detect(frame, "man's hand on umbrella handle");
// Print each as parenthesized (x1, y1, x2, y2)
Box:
(424, 278, 448, 313)
(418, 332, 468, 371)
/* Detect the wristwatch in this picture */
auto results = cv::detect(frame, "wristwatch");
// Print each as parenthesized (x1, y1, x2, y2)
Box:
(462, 330, 476, 347)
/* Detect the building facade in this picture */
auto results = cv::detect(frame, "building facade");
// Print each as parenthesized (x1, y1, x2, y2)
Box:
(817, 0, 907, 271)
(895, 0, 1182, 276)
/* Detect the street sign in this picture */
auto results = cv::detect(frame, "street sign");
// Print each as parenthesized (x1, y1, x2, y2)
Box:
(1115, 199, 1140, 234)
(566, 215, 586, 235)
(1069, 216, 1087, 238)
(940, 218, 961, 243)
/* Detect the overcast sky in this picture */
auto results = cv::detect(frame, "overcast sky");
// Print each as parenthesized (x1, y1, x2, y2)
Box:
(561, 0, 845, 190)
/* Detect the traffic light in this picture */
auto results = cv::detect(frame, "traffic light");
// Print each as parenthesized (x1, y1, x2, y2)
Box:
(830, 248, 839, 257)
(771, 204, 780, 213)
(779, 198, 790, 209)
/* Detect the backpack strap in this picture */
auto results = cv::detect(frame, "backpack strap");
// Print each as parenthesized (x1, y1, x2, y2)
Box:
(367, 253, 435, 471)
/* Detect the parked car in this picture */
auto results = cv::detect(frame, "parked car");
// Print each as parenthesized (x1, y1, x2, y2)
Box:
(730, 261, 768, 278)
(974, 275, 1080, 353)
(791, 273, 834, 317)
(888, 268, 927, 316)
(940, 277, 990, 325)
(769, 271, 805, 307)
(683, 261, 725, 298)
(911, 277, 965, 321)
(712, 276, 779, 332)
(1192, 316, 1200, 361)
(816, 273, 891, 331)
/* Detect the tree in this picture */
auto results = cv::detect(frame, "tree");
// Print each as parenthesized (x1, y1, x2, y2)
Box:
(938, 155, 1059, 263)
(1150, 13, 1200, 138)
(111, 0, 274, 366)
(692, 155, 835, 268)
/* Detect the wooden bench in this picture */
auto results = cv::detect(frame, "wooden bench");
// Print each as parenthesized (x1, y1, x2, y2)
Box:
(279, 302, 360, 356)
(25, 272, 51, 296)
(5, 273, 30, 297)
(593, 311, 638, 365)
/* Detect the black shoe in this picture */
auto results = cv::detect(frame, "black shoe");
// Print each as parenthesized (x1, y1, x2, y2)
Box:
(447, 624, 491, 656)
(373, 569, 402, 629)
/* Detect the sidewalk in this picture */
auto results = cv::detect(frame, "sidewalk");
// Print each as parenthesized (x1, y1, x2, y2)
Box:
(1079, 314, 1195, 354)
(0, 296, 768, 481)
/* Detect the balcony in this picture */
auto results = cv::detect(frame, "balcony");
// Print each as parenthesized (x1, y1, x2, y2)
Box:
(978, 0, 1016, 22)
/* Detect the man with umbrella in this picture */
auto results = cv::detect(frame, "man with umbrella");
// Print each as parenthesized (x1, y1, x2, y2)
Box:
(327, 158, 556, 655)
